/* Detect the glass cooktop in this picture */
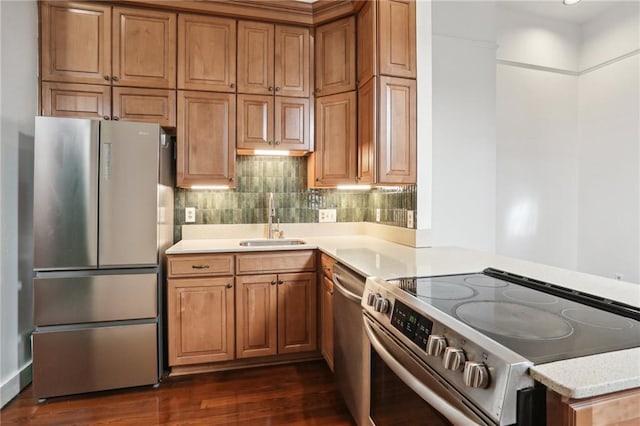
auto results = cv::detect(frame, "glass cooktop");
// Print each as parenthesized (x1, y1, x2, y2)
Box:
(389, 268, 640, 364)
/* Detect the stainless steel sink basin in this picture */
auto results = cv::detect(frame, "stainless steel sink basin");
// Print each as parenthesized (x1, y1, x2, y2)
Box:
(239, 239, 307, 247)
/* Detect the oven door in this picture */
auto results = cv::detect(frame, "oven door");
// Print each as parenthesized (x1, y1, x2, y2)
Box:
(364, 315, 494, 426)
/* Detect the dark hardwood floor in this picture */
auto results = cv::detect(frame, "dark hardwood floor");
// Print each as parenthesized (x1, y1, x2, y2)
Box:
(0, 360, 355, 425)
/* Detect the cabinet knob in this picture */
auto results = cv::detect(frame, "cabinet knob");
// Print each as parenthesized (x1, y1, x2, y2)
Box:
(275, 140, 281, 146)
(275, 87, 280, 92)
(103, 116, 110, 120)
(104, 75, 110, 81)
(315, 178, 319, 182)
(230, 83, 235, 88)
(268, 140, 273, 145)
(268, 86, 273, 92)
(112, 76, 119, 82)
(228, 177, 234, 182)
(277, 280, 283, 285)
(271, 280, 277, 285)
(226, 283, 233, 289)
(112, 116, 119, 121)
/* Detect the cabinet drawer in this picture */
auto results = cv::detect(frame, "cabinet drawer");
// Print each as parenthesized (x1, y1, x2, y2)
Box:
(168, 254, 234, 277)
(236, 250, 316, 275)
(320, 253, 337, 280)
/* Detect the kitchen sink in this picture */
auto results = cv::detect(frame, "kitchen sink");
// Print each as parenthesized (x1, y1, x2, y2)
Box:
(239, 239, 307, 247)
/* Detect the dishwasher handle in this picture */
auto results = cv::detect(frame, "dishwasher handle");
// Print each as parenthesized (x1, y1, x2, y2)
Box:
(332, 271, 363, 304)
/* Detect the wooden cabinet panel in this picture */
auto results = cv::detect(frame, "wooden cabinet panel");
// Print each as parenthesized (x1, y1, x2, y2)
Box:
(356, 0, 376, 87)
(236, 274, 278, 359)
(315, 16, 355, 97)
(237, 94, 273, 150)
(237, 21, 274, 95)
(168, 277, 235, 365)
(178, 14, 236, 92)
(177, 91, 236, 188)
(379, 0, 416, 78)
(320, 275, 334, 371)
(278, 272, 317, 354)
(112, 7, 176, 89)
(236, 251, 316, 275)
(378, 76, 416, 184)
(40, 2, 112, 85)
(112, 87, 176, 127)
(168, 254, 235, 278)
(41, 82, 111, 119)
(310, 91, 357, 187)
(275, 97, 310, 151)
(275, 25, 310, 97)
(357, 77, 377, 184)
(547, 388, 640, 426)
(320, 254, 336, 281)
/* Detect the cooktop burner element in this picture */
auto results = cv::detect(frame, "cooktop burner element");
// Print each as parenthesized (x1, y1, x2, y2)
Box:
(561, 308, 635, 330)
(456, 301, 574, 340)
(464, 275, 508, 287)
(503, 288, 558, 305)
(415, 280, 476, 300)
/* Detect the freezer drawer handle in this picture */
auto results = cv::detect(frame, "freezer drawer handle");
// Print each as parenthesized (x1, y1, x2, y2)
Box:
(191, 264, 210, 270)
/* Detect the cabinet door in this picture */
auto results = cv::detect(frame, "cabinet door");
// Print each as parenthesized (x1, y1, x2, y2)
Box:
(40, 2, 111, 85)
(278, 272, 317, 354)
(320, 275, 334, 371)
(275, 97, 310, 151)
(112, 87, 176, 127)
(178, 14, 236, 92)
(379, 0, 416, 78)
(356, 0, 376, 87)
(237, 21, 274, 95)
(112, 7, 176, 89)
(314, 16, 355, 97)
(378, 76, 416, 184)
(311, 91, 357, 187)
(168, 277, 235, 366)
(275, 25, 310, 98)
(357, 77, 377, 184)
(41, 82, 111, 120)
(236, 274, 278, 359)
(177, 91, 236, 188)
(237, 94, 273, 150)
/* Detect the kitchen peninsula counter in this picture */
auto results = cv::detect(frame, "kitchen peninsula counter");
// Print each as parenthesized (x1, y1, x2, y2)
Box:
(167, 234, 640, 399)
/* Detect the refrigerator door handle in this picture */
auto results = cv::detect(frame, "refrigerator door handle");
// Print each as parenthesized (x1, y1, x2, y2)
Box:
(103, 143, 112, 181)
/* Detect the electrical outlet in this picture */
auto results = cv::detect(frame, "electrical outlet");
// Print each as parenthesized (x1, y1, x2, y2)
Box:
(185, 207, 196, 223)
(407, 210, 414, 228)
(614, 273, 624, 281)
(376, 208, 381, 222)
(319, 209, 337, 223)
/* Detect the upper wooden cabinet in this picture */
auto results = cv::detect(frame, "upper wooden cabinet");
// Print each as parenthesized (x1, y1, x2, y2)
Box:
(309, 91, 357, 187)
(40, 2, 176, 89)
(237, 21, 310, 97)
(314, 16, 356, 97)
(178, 14, 236, 92)
(177, 90, 236, 188)
(358, 76, 416, 184)
(357, 0, 416, 85)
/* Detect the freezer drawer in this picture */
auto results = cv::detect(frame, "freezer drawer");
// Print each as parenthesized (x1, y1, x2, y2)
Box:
(32, 323, 158, 399)
(34, 273, 157, 326)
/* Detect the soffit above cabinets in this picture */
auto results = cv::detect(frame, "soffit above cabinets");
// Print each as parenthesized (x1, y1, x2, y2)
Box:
(116, 0, 360, 26)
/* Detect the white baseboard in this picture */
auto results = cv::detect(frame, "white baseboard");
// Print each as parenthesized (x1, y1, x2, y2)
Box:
(1, 362, 32, 409)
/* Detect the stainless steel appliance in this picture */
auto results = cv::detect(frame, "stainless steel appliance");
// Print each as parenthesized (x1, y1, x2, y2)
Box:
(333, 264, 371, 426)
(363, 268, 640, 425)
(32, 116, 174, 400)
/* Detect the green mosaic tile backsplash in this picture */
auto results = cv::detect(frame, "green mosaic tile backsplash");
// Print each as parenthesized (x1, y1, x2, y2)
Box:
(174, 156, 417, 241)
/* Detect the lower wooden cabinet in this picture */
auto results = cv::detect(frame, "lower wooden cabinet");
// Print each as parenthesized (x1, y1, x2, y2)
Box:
(320, 253, 336, 371)
(547, 387, 640, 426)
(236, 271, 317, 359)
(167, 277, 235, 366)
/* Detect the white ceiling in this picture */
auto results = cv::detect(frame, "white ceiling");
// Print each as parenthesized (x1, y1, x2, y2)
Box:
(495, 0, 619, 24)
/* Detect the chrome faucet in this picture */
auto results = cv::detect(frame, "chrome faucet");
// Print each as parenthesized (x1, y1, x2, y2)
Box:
(267, 192, 278, 239)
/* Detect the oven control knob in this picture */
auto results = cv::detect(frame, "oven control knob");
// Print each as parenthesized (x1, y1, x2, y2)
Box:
(374, 297, 390, 314)
(443, 347, 466, 371)
(463, 362, 490, 389)
(426, 335, 447, 357)
(366, 292, 379, 306)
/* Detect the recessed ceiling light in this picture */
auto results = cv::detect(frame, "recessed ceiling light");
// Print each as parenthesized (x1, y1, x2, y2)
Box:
(563, 0, 582, 5)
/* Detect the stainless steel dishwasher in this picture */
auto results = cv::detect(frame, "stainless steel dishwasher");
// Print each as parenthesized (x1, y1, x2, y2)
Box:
(333, 264, 371, 426)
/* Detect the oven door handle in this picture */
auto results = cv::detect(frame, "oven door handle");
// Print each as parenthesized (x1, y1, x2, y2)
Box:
(332, 273, 363, 304)
(363, 318, 481, 426)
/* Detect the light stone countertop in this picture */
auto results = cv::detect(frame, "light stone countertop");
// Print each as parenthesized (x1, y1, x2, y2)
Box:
(167, 233, 640, 399)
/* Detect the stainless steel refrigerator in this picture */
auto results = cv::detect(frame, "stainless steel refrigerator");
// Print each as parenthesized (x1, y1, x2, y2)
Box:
(32, 116, 174, 399)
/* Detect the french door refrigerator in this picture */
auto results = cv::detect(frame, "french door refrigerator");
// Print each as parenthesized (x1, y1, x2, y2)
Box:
(32, 116, 174, 399)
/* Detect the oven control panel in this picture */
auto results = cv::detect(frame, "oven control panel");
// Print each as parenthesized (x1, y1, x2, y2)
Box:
(391, 300, 434, 351)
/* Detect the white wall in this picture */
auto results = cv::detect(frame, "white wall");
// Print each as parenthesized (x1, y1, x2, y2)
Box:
(0, 0, 38, 408)
(427, 1, 497, 252)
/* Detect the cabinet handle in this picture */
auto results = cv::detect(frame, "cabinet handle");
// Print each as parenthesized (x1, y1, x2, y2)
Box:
(268, 140, 273, 145)
(104, 75, 110, 81)
(226, 283, 233, 288)
(275, 141, 281, 145)
(277, 280, 283, 285)
(103, 116, 110, 120)
(230, 83, 235, 88)
(271, 280, 277, 285)
(191, 264, 210, 270)
(112, 76, 119, 82)
(268, 86, 273, 92)
(275, 87, 280, 92)
(315, 178, 320, 182)
(112, 116, 120, 121)
(229, 177, 234, 182)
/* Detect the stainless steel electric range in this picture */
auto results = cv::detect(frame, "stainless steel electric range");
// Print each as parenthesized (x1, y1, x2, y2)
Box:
(362, 268, 640, 426)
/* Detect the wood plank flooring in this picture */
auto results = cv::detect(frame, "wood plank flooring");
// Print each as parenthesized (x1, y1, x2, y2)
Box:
(0, 360, 355, 425)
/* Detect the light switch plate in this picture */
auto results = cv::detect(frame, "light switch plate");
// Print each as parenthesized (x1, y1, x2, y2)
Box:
(407, 210, 414, 228)
(319, 209, 336, 223)
(376, 208, 381, 222)
(185, 207, 196, 223)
